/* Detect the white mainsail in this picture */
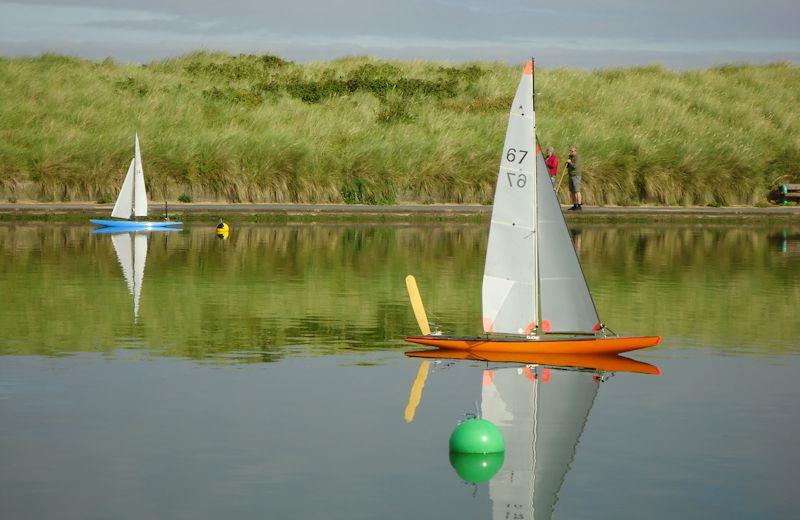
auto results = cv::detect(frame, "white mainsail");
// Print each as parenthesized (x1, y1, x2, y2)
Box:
(482, 366, 599, 520)
(133, 132, 148, 217)
(110, 133, 148, 220)
(110, 231, 148, 320)
(482, 60, 537, 334)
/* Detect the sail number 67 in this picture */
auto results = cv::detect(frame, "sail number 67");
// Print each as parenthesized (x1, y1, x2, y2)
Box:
(506, 148, 528, 163)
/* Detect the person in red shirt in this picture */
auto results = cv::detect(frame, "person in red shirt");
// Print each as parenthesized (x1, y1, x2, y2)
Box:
(545, 147, 559, 187)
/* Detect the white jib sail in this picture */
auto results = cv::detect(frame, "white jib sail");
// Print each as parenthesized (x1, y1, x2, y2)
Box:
(535, 151, 600, 333)
(111, 159, 135, 219)
(133, 132, 148, 217)
(482, 60, 537, 334)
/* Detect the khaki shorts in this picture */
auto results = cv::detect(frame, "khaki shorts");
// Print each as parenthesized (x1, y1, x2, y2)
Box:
(569, 175, 581, 193)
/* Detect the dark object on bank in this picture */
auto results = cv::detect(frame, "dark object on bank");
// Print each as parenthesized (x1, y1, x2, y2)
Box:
(768, 184, 800, 205)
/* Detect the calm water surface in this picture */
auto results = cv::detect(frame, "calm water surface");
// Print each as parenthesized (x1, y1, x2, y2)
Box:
(1, 221, 799, 519)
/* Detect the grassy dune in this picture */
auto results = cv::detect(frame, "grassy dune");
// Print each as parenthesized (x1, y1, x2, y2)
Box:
(1, 52, 798, 205)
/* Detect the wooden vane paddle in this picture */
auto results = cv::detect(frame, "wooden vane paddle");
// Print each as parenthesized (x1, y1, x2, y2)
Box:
(405, 275, 431, 336)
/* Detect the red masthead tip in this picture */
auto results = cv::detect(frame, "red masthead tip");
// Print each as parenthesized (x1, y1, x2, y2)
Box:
(523, 60, 534, 75)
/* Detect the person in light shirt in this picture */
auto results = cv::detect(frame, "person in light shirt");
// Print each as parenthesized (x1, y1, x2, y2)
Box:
(566, 146, 582, 210)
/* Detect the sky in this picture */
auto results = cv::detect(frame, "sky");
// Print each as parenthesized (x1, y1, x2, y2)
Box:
(1, 0, 799, 68)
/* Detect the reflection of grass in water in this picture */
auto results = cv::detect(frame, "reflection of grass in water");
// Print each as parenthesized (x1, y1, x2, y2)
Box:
(0, 222, 798, 361)
(0, 223, 486, 360)
(1, 53, 798, 205)
(575, 224, 800, 350)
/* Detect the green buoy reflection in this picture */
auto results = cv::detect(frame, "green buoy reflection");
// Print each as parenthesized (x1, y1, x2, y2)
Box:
(449, 451, 505, 484)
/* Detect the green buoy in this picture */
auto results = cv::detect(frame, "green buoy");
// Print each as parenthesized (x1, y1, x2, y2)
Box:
(449, 451, 505, 483)
(449, 418, 505, 454)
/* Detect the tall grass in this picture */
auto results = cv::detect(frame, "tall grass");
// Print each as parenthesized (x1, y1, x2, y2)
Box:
(1, 52, 798, 205)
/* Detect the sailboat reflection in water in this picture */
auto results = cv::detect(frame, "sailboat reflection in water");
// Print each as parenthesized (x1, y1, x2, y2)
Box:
(94, 228, 179, 321)
(405, 352, 658, 519)
(482, 365, 598, 520)
(110, 232, 148, 321)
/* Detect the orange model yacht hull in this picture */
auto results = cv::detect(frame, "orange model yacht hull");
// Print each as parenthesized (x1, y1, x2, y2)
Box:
(404, 335, 661, 355)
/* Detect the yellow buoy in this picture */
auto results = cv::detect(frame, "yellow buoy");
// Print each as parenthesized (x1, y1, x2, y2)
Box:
(215, 219, 230, 239)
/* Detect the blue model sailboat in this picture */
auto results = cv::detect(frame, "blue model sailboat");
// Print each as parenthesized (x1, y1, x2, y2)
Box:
(91, 133, 182, 230)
